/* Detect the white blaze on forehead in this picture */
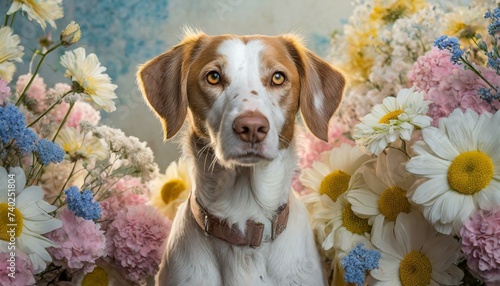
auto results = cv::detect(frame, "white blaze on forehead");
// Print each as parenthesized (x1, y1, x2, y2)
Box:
(216, 38, 265, 89)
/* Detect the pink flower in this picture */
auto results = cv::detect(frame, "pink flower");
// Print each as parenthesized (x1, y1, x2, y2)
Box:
(105, 205, 171, 283)
(0, 252, 35, 286)
(410, 47, 500, 126)
(16, 73, 48, 112)
(109, 175, 149, 195)
(296, 120, 354, 169)
(51, 101, 101, 128)
(100, 188, 148, 227)
(460, 207, 500, 285)
(0, 78, 11, 105)
(409, 47, 455, 91)
(46, 209, 106, 275)
(47, 83, 72, 99)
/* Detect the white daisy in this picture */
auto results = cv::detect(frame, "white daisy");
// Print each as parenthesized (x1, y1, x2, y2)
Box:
(347, 148, 417, 225)
(406, 108, 500, 235)
(0, 26, 24, 82)
(370, 212, 463, 285)
(60, 48, 117, 112)
(0, 166, 62, 274)
(322, 194, 372, 254)
(56, 126, 108, 161)
(7, 0, 63, 30)
(149, 159, 191, 220)
(353, 86, 432, 155)
(300, 143, 371, 205)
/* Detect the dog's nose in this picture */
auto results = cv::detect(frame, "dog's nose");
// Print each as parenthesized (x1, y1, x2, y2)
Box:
(233, 112, 269, 143)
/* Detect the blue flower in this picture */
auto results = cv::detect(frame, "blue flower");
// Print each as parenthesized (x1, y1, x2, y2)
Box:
(341, 243, 381, 286)
(35, 138, 65, 165)
(478, 87, 500, 106)
(0, 103, 37, 154)
(433, 35, 464, 64)
(485, 8, 500, 36)
(65, 187, 102, 220)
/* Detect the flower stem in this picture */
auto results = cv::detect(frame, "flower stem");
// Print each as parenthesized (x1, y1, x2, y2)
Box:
(52, 160, 78, 205)
(27, 90, 72, 127)
(9, 12, 16, 27)
(52, 102, 74, 142)
(460, 56, 498, 92)
(4, 14, 10, 26)
(16, 43, 62, 106)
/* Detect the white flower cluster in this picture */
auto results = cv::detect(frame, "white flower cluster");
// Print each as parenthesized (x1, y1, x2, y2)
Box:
(95, 125, 158, 182)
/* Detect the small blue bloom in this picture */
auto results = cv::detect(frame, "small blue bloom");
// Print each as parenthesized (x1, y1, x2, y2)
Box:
(65, 186, 102, 220)
(341, 243, 381, 286)
(0, 103, 37, 154)
(35, 138, 65, 165)
(434, 35, 464, 64)
(478, 87, 500, 106)
(485, 8, 500, 36)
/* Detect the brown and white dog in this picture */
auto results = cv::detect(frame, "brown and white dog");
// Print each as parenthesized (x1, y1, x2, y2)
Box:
(137, 31, 345, 286)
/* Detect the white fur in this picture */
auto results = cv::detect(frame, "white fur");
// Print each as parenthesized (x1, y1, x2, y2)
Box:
(156, 38, 326, 286)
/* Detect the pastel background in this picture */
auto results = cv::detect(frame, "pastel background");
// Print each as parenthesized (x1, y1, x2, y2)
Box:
(6, 0, 354, 170)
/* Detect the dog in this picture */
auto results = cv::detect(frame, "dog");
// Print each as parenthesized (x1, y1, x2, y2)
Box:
(137, 30, 345, 286)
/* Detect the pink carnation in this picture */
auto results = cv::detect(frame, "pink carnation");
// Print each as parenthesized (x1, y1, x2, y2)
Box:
(0, 252, 35, 286)
(460, 207, 500, 285)
(16, 73, 47, 112)
(0, 78, 11, 105)
(410, 47, 500, 126)
(105, 205, 171, 283)
(46, 209, 106, 275)
(100, 189, 148, 225)
(51, 101, 101, 128)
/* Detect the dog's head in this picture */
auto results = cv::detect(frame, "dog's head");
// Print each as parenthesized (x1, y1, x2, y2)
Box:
(137, 31, 345, 167)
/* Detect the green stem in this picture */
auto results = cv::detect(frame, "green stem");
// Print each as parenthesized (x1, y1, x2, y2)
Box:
(52, 102, 74, 142)
(460, 56, 498, 92)
(9, 12, 15, 27)
(27, 90, 72, 127)
(16, 43, 62, 106)
(4, 14, 10, 26)
(52, 161, 78, 205)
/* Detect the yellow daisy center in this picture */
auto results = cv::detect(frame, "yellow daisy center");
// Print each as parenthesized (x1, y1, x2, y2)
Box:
(82, 266, 108, 286)
(161, 178, 187, 205)
(399, 251, 432, 286)
(319, 170, 351, 202)
(378, 186, 411, 221)
(342, 203, 372, 235)
(447, 151, 494, 195)
(0, 203, 23, 241)
(378, 110, 403, 124)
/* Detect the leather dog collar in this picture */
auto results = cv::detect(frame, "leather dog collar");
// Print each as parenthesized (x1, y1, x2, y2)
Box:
(190, 195, 289, 248)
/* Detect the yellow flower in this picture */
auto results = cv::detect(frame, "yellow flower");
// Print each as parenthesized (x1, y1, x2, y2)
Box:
(56, 126, 108, 161)
(149, 159, 191, 220)
(60, 48, 118, 112)
(0, 26, 24, 82)
(370, 0, 427, 24)
(7, 0, 63, 30)
(60, 21, 82, 48)
(343, 27, 379, 82)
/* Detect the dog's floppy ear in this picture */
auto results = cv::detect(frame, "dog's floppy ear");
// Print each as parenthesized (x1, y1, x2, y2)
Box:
(282, 35, 345, 142)
(137, 32, 204, 140)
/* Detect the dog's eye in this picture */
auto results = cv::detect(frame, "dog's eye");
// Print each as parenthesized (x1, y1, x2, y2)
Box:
(272, 72, 285, 85)
(206, 71, 221, 85)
